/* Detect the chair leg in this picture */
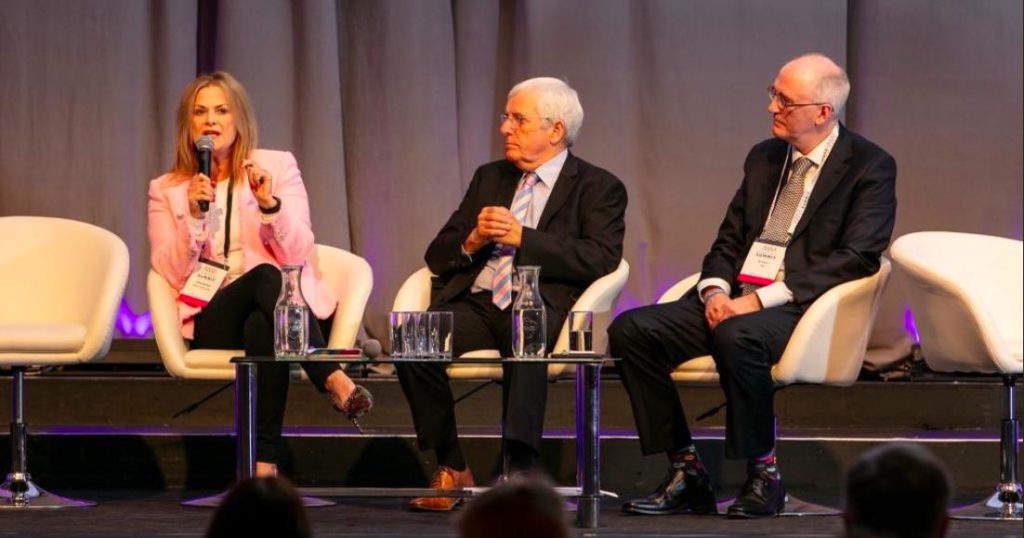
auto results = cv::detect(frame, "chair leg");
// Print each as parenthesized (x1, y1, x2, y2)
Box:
(0, 366, 95, 509)
(953, 375, 1023, 521)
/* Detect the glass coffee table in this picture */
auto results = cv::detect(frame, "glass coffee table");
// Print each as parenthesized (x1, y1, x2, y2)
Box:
(213, 353, 614, 528)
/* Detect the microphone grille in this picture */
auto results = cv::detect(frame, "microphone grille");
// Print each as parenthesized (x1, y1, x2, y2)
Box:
(362, 339, 383, 359)
(195, 135, 214, 151)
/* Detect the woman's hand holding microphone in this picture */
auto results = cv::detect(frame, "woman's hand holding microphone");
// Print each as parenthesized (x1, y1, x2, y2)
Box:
(187, 160, 277, 219)
(187, 173, 215, 219)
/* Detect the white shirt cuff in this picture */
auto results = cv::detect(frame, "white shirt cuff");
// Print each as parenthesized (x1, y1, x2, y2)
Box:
(754, 282, 794, 309)
(696, 278, 731, 304)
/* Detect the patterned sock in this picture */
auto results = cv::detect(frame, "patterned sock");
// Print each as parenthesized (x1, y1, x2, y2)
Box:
(667, 445, 704, 473)
(753, 449, 776, 466)
(751, 450, 780, 477)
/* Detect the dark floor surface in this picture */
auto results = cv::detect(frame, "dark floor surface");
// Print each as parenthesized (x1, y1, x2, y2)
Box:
(0, 490, 1020, 537)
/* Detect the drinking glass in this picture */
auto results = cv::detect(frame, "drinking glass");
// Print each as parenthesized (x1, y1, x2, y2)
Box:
(568, 311, 593, 353)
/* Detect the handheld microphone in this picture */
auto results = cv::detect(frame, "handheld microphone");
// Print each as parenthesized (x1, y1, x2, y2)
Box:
(195, 136, 214, 212)
(360, 339, 383, 360)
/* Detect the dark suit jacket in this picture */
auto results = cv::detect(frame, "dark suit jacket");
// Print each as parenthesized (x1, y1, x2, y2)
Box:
(425, 152, 627, 313)
(701, 125, 897, 309)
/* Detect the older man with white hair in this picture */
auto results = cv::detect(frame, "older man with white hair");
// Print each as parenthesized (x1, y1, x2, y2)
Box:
(396, 77, 627, 512)
(609, 53, 897, 518)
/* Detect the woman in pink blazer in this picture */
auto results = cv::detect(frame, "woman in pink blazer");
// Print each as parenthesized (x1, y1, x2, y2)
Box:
(148, 72, 371, 478)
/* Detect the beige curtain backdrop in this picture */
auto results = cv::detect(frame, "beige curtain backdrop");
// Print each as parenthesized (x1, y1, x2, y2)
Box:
(1, 0, 1021, 365)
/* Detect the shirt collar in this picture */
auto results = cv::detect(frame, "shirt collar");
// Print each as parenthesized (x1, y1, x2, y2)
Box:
(526, 148, 569, 187)
(792, 124, 840, 168)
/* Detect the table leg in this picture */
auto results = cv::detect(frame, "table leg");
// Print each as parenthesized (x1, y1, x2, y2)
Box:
(235, 362, 257, 481)
(575, 362, 601, 528)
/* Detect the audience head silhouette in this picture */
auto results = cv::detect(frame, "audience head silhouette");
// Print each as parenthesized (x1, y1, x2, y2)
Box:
(459, 478, 569, 538)
(844, 442, 952, 538)
(206, 476, 312, 538)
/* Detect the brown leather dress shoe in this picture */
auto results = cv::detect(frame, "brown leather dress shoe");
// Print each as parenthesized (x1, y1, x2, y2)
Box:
(409, 466, 475, 512)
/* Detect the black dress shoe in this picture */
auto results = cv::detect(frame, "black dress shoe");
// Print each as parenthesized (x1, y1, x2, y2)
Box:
(622, 464, 717, 515)
(726, 462, 786, 518)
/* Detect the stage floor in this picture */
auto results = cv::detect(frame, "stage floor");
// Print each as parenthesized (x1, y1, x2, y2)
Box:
(1, 490, 1019, 537)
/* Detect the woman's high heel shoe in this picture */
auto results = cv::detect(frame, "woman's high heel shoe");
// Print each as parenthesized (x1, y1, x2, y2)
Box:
(332, 385, 373, 433)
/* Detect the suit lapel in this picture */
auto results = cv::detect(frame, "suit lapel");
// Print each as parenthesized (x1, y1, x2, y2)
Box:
(497, 163, 521, 206)
(792, 127, 852, 239)
(536, 153, 578, 230)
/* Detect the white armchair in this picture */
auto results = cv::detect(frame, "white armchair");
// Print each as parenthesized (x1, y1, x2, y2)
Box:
(892, 231, 1022, 520)
(656, 258, 892, 387)
(148, 245, 373, 380)
(391, 259, 630, 379)
(0, 216, 129, 508)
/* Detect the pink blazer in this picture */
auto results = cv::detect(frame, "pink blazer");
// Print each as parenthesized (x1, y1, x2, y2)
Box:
(148, 148, 336, 339)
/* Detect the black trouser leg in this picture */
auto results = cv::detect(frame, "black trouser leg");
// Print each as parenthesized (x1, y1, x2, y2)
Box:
(710, 304, 801, 459)
(395, 295, 493, 451)
(192, 264, 337, 464)
(496, 299, 565, 455)
(608, 292, 712, 455)
(396, 290, 565, 459)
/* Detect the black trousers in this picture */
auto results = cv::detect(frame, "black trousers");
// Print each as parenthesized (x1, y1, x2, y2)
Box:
(607, 290, 802, 460)
(395, 290, 565, 454)
(191, 264, 339, 464)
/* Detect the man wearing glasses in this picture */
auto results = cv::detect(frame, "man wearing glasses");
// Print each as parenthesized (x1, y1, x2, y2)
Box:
(396, 77, 627, 512)
(609, 53, 896, 518)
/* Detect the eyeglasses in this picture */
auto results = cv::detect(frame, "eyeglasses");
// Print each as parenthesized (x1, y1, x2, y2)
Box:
(499, 113, 550, 129)
(767, 86, 829, 110)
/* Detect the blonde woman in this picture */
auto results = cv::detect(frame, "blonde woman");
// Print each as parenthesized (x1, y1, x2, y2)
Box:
(148, 72, 371, 477)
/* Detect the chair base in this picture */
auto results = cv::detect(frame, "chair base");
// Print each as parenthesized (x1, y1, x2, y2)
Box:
(952, 485, 1023, 521)
(0, 474, 95, 509)
(779, 494, 840, 517)
(181, 490, 335, 508)
(716, 494, 839, 517)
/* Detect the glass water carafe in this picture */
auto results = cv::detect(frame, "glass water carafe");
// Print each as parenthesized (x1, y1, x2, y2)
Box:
(274, 265, 309, 358)
(512, 265, 546, 358)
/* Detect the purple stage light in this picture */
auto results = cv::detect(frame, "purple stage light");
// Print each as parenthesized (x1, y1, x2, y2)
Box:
(904, 307, 920, 345)
(117, 300, 152, 338)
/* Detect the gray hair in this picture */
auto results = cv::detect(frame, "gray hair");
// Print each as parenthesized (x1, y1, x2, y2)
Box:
(793, 53, 851, 116)
(508, 77, 584, 146)
(816, 68, 850, 116)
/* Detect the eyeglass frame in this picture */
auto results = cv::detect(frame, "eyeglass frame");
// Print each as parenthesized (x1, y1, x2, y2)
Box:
(767, 86, 831, 111)
(499, 112, 553, 129)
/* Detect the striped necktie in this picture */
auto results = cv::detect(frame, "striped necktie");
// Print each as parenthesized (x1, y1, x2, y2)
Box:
(492, 172, 539, 310)
(740, 157, 814, 296)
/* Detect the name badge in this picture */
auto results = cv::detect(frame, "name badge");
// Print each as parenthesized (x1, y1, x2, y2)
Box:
(179, 258, 229, 307)
(738, 240, 786, 287)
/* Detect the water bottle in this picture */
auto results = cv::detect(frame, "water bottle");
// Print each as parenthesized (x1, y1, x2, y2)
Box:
(512, 265, 546, 358)
(274, 265, 309, 358)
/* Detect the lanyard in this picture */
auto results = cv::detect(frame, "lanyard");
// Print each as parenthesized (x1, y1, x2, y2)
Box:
(223, 180, 234, 259)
